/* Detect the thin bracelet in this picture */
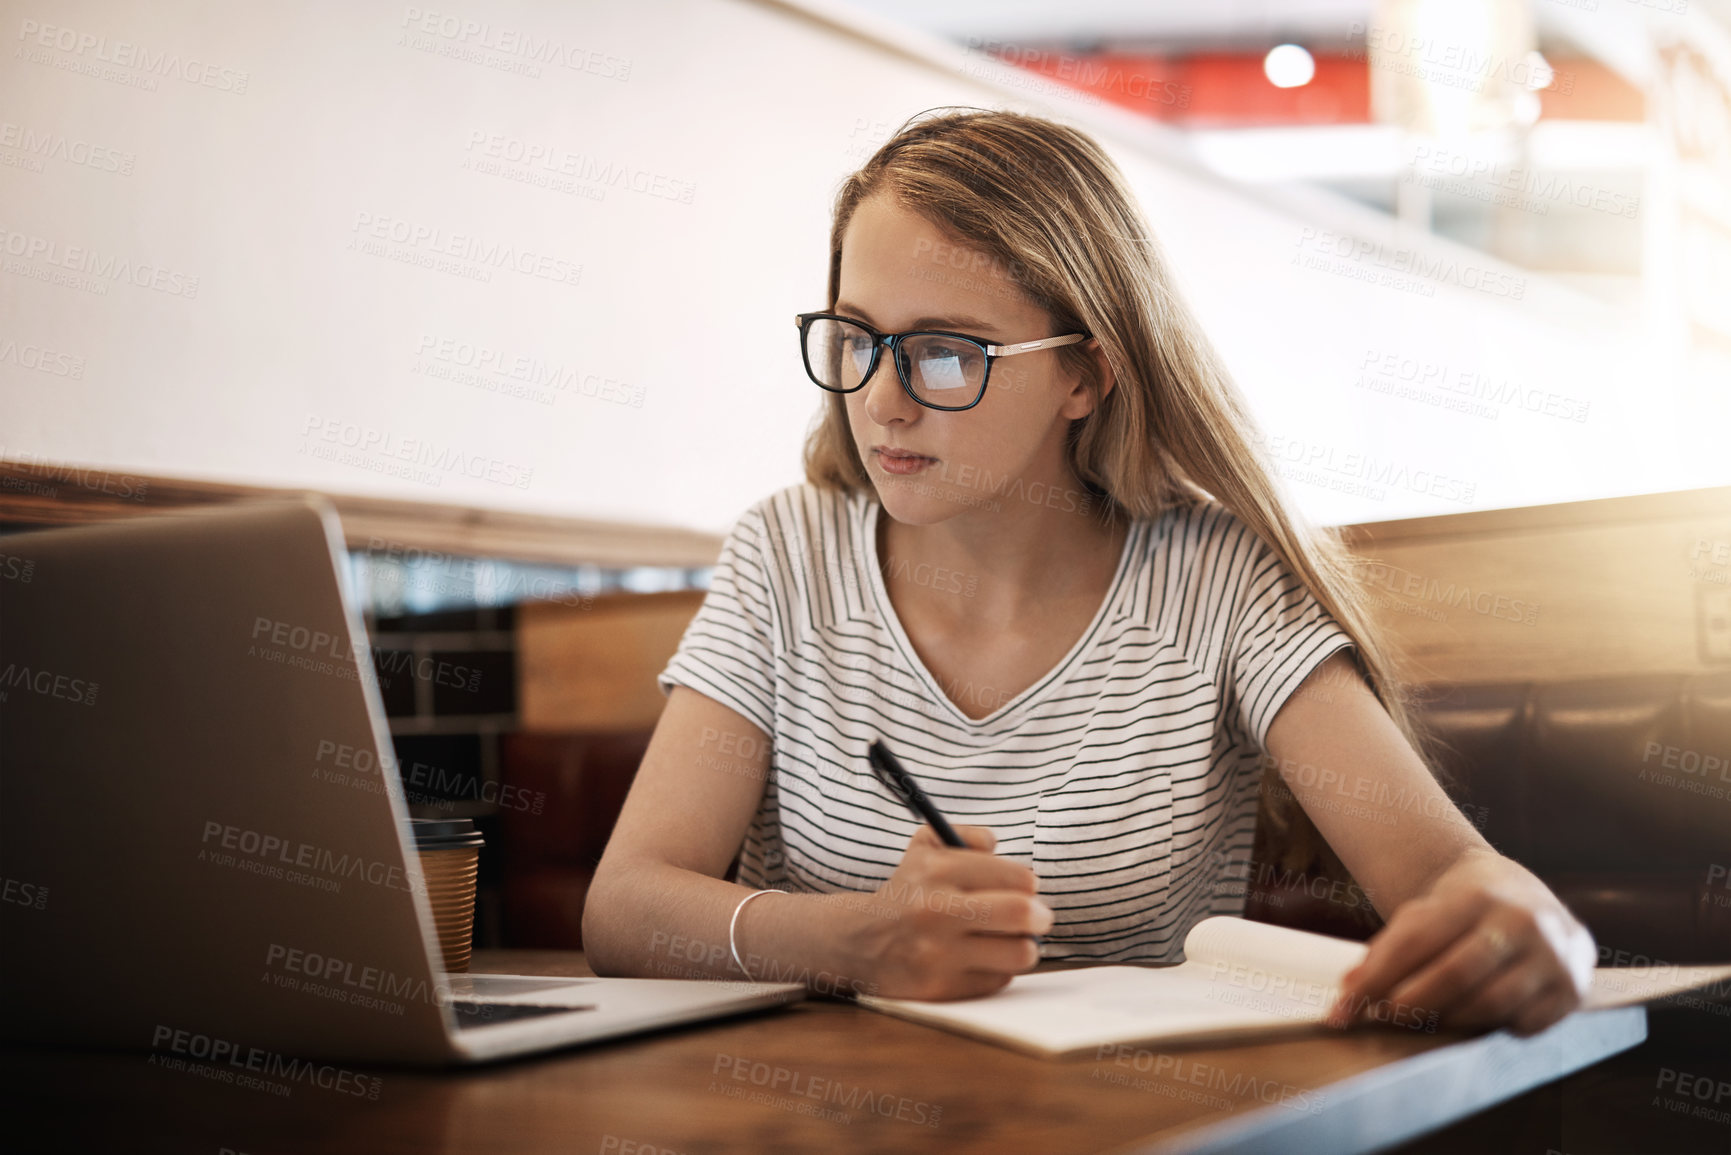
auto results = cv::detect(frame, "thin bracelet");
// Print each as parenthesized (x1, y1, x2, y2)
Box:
(728, 888, 782, 980)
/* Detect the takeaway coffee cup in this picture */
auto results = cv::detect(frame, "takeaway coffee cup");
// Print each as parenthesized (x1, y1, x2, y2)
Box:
(410, 818, 484, 973)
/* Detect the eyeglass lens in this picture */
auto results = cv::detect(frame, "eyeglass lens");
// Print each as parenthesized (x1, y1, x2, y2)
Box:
(805, 317, 985, 406)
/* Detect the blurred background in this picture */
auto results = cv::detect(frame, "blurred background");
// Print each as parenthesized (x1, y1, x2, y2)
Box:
(4, 0, 1728, 544)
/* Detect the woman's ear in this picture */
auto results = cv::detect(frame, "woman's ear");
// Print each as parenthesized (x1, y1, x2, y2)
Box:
(1074, 337, 1115, 416)
(1058, 337, 1114, 420)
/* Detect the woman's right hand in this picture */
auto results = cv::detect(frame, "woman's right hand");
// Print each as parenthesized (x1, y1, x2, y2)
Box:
(851, 824, 1054, 1000)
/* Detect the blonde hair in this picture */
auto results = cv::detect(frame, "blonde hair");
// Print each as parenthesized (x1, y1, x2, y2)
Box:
(803, 107, 1435, 912)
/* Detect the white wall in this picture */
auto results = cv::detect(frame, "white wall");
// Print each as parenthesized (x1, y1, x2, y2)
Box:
(0, 0, 1708, 537)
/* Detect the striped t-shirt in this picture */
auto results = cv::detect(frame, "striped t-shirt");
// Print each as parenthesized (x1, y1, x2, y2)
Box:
(656, 482, 1353, 964)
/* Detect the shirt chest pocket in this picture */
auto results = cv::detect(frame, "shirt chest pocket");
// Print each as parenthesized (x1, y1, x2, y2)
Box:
(1032, 771, 1174, 951)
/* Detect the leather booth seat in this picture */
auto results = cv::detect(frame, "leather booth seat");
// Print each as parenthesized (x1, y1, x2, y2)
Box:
(502, 673, 1731, 965)
(1245, 672, 1731, 964)
(499, 731, 646, 950)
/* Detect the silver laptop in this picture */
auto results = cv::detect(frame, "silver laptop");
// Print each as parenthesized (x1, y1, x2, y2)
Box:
(0, 496, 802, 1065)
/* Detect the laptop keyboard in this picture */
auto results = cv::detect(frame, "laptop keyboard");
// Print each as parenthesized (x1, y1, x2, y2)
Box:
(450, 1001, 595, 1029)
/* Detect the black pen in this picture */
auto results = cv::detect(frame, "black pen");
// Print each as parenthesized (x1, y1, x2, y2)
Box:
(866, 738, 1042, 947)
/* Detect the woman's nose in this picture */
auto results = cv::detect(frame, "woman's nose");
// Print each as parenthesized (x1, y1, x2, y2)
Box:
(862, 343, 918, 425)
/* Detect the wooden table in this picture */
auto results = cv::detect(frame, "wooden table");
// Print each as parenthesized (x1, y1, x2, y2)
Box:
(0, 949, 1647, 1154)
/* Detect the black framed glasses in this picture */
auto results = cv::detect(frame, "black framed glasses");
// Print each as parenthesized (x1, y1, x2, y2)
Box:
(793, 312, 1090, 412)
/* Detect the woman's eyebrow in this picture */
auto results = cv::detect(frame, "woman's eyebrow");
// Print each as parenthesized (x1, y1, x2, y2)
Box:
(834, 300, 999, 334)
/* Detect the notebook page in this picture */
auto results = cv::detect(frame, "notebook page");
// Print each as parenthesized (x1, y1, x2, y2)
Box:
(1585, 963, 1731, 1010)
(858, 918, 1375, 1056)
(1181, 916, 1371, 990)
(857, 964, 1331, 1058)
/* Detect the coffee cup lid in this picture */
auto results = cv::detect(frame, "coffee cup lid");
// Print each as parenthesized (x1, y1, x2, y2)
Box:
(409, 817, 485, 850)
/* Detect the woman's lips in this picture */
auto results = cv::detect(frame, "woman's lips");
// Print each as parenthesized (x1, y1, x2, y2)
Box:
(875, 448, 935, 476)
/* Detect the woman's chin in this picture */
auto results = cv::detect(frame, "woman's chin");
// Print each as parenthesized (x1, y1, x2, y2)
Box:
(874, 478, 984, 524)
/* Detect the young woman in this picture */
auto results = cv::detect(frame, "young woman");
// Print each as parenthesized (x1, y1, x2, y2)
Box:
(582, 109, 1595, 1035)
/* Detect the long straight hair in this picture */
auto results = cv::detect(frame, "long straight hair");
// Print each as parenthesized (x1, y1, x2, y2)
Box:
(803, 108, 1435, 892)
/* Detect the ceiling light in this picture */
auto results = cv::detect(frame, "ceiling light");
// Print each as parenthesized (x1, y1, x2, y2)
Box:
(1264, 44, 1316, 89)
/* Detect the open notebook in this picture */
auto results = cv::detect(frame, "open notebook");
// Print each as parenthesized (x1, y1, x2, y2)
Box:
(856, 916, 1731, 1059)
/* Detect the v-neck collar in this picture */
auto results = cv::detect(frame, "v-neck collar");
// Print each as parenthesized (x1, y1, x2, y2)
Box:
(859, 494, 1138, 729)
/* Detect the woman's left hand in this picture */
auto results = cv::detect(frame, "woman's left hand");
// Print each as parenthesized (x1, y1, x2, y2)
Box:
(1325, 848, 1596, 1037)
